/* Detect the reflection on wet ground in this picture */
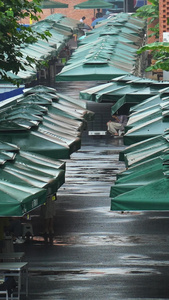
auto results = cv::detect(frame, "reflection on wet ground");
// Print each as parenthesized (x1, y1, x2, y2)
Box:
(32, 233, 167, 247)
(25, 81, 169, 299)
(30, 266, 160, 278)
(58, 141, 125, 196)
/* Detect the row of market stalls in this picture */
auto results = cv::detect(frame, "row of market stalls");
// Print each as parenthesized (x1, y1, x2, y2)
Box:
(55, 12, 169, 212)
(0, 13, 92, 218)
(110, 83, 169, 211)
(0, 85, 94, 216)
(56, 13, 146, 81)
(2, 13, 82, 85)
(1, 11, 168, 216)
(78, 73, 169, 211)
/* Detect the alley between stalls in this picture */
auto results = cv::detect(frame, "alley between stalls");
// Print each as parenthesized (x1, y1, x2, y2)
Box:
(14, 81, 169, 300)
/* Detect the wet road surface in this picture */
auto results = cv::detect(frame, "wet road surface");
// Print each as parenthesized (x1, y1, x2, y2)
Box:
(19, 135, 169, 300)
(16, 81, 169, 299)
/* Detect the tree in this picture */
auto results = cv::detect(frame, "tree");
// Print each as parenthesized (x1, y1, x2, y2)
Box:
(134, 0, 159, 39)
(134, 0, 169, 72)
(137, 42, 169, 72)
(0, 0, 51, 84)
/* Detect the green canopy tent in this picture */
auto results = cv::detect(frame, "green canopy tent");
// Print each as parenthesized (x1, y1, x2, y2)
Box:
(0, 141, 19, 165)
(5, 14, 76, 84)
(79, 76, 169, 116)
(116, 156, 163, 179)
(74, 0, 113, 9)
(46, 14, 81, 33)
(124, 111, 169, 146)
(39, 0, 68, 9)
(109, 77, 169, 212)
(111, 177, 169, 211)
(129, 88, 169, 113)
(80, 79, 169, 103)
(56, 14, 146, 82)
(0, 140, 65, 216)
(18, 151, 65, 171)
(56, 60, 129, 81)
(111, 139, 169, 211)
(0, 181, 47, 217)
(1, 161, 65, 197)
(123, 138, 169, 167)
(119, 134, 168, 165)
(30, 0, 68, 8)
(0, 85, 94, 159)
(110, 160, 164, 198)
(125, 98, 169, 131)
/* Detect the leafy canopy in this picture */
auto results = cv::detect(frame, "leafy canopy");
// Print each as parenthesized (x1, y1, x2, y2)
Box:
(137, 42, 169, 72)
(0, 0, 51, 84)
(134, 0, 159, 39)
(134, 0, 169, 72)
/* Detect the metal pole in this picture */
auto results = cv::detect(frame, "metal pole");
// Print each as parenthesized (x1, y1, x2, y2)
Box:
(124, 0, 128, 13)
(123, 0, 125, 12)
(126, 0, 128, 12)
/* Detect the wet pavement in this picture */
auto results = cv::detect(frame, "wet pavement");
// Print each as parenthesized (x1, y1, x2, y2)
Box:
(16, 135, 169, 300)
(15, 81, 169, 299)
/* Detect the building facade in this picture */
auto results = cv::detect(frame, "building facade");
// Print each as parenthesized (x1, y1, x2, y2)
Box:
(159, 0, 169, 42)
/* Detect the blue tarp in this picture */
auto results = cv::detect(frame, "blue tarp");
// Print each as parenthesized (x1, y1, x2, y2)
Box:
(0, 88, 24, 102)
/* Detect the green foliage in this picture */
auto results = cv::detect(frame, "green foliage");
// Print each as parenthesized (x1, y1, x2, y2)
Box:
(0, 0, 51, 84)
(137, 42, 169, 71)
(133, 0, 159, 39)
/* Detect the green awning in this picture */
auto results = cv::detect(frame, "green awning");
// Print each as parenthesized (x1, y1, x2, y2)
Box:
(74, 0, 113, 9)
(124, 116, 169, 146)
(40, 0, 68, 8)
(0, 140, 65, 216)
(126, 101, 169, 130)
(119, 135, 168, 167)
(111, 178, 169, 211)
(56, 61, 129, 81)
(47, 14, 80, 33)
(116, 156, 163, 179)
(0, 130, 70, 159)
(56, 14, 146, 82)
(2, 162, 65, 196)
(0, 85, 93, 160)
(0, 181, 47, 217)
(110, 164, 163, 198)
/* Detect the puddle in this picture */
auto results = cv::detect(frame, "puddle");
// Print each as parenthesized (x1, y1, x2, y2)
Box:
(33, 233, 167, 247)
(30, 267, 160, 280)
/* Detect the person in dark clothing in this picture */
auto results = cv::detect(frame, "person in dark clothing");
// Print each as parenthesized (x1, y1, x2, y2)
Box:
(96, 9, 103, 18)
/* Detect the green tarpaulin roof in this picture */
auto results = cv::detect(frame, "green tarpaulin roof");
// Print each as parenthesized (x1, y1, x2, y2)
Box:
(56, 61, 129, 81)
(0, 140, 65, 217)
(0, 180, 47, 216)
(74, 0, 113, 9)
(110, 84, 169, 211)
(40, 0, 68, 8)
(80, 77, 169, 103)
(111, 178, 169, 211)
(111, 136, 169, 211)
(56, 14, 146, 81)
(4, 13, 78, 83)
(119, 135, 168, 166)
(0, 85, 93, 160)
(0, 84, 94, 216)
